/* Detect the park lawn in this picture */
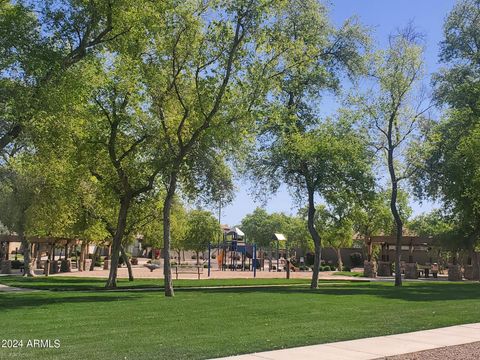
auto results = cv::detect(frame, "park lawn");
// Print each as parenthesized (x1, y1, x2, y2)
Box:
(0, 276, 314, 290)
(333, 271, 365, 277)
(1, 281, 480, 360)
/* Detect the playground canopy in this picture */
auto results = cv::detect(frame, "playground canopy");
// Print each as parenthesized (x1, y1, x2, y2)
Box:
(273, 233, 286, 241)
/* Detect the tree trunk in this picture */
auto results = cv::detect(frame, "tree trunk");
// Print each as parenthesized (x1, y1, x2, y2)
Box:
(90, 245, 101, 271)
(475, 251, 480, 283)
(120, 245, 134, 281)
(387, 147, 403, 287)
(336, 248, 343, 271)
(307, 187, 321, 289)
(105, 194, 132, 288)
(79, 242, 86, 271)
(20, 231, 35, 277)
(0, 241, 6, 261)
(163, 172, 178, 297)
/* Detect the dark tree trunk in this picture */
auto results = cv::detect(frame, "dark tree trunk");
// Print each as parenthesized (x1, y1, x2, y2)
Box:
(475, 251, 480, 283)
(196, 251, 200, 266)
(79, 242, 86, 271)
(307, 187, 321, 289)
(120, 245, 134, 281)
(90, 245, 101, 271)
(163, 172, 178, 297)
(105, 194, 132, 288)
(387, 147, 403, 287)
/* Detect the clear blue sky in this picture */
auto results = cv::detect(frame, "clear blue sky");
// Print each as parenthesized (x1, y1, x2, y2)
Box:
(220, 0, 456, 226)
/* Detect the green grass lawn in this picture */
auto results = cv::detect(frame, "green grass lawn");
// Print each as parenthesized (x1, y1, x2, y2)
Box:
(0, 276, 314, 290)
(333, 271, 365, 277)
(1, 278, 480, 360)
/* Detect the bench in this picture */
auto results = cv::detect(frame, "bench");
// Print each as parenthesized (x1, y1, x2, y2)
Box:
(175, 266, 203, 280)
(144, 260, 162, 272)
(144, 263, 161, 272)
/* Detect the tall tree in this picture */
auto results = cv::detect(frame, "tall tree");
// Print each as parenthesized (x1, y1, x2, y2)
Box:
(249, 0, 372, 289)
(80, 54, 165, 288)
(356, 26, 430, 286)
(144, 0, 278, 296)
(252, 117, 374, 288)
(413, 0, 480, 264)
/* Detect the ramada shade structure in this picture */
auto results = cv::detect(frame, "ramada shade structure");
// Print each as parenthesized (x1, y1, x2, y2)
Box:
(0, 234, 84, 262)
(366, 235, 434, 263)
(0, 234, 82, 245)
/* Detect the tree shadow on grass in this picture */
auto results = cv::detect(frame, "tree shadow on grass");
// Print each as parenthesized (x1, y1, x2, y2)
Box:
(0, 276, 163, 291)
(0, 292, 137, 311)
(176, 282, 480, 302)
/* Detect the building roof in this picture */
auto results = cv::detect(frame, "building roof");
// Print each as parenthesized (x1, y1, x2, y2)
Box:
(369, 235, 433, 246)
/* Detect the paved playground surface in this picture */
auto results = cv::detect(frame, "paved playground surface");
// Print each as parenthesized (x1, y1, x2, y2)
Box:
(210, 323, 480, 360)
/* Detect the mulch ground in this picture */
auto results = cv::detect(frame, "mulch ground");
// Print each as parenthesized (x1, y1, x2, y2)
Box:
(384, 341, 480, 359)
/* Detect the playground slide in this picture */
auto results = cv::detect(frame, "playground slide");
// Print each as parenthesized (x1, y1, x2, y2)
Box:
(217, 250, 224, 268)
(289, 262, 299, 272)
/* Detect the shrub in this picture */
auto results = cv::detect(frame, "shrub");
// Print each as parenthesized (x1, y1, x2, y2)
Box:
(323, 265, 331, 271)
(11, 260, 24, 269)
(60, 260, 70, 272)
(203, 264, 209, 268)
(350, 252, 363, 267)
(343, 266, 351, 272)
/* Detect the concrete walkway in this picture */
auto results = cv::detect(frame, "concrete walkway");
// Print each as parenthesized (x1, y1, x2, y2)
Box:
(212, 323, 480, 360)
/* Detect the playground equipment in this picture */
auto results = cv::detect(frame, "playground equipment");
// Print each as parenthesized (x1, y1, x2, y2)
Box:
(207, 227, 294, 278)
(208, 227, 258, 278)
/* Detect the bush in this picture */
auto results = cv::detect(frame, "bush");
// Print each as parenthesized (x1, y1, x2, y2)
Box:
(343, 266, 351, 272)
(191, 255, 197, 259)
(203, 264, 209, 268)
(60, 260, 70, 272)
(323, 265, 331, 271)
(350, 252, 363, 267)
(11, 260, 24, 269)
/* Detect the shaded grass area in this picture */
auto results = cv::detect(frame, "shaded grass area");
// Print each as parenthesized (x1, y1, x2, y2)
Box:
(0, 276, 313, 290)
(333, 271, 365, 277)
(1, 281, 480, 360)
